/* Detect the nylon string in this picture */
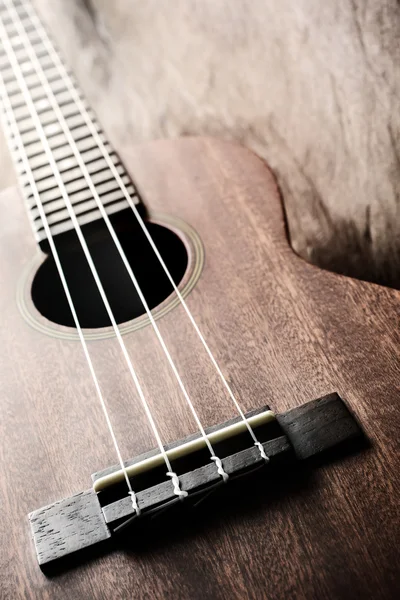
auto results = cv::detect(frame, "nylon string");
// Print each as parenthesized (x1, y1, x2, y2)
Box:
(0, 59, 143, 514)
(3, 0, 232, 480)
(20, 0, 269, 462)
(0, 11, 188, 505)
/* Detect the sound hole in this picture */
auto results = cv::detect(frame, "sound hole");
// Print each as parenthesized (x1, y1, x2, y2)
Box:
(31, 212, 188, 328)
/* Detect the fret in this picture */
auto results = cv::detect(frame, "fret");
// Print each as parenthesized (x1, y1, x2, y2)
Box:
(2, 60, 35, 82)
(36, 80, 67, 99)
(36, 192, 136, 228)
(27, 173, 132, 210)
(32, 149, 118, 181)
(20, 139, 47, 159)
(0, 28, 42, 47)
(28, 139, 111, 170)
(15, 102, 81, 126)
(23, 132, 108, 161)
(12, 104, 31, 119)
(18, 106, 80, 134)
(35, 198, 135, 242)
(10, 88, 75, 111)
(0, 1, 141, 246)
(0, 15, 31, 30)
(19, 127, 43, 146)
(6, 74, 67, 97)
(31, 183, 136, 221)
(28, 128, 75, 152)
(63, 113, 87, 131)
(0, 11, 33, 28)
(8, 80, 67, 105)
(26, 168, 129, 206)
(14, 103, 86, 132)
(32, 155, 86, 182)
(23, 155, 122, 192)
(25, 66, 61, 86)
(0, 44, 48, 66)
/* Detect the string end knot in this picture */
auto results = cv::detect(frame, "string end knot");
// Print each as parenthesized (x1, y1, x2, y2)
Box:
(211, 455, 229, 482)
(166, 471, 188, 500)
(254, 441, 270, 463)
(128, 490, 141, 516)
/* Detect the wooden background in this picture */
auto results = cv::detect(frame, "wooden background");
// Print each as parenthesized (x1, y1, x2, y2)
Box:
(1, 0, 400, 287)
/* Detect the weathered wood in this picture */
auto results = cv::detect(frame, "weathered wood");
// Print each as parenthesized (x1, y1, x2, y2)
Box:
(29, 490, 111, 566)
(276, 392, 363, 460)
(0, 134, 399, 598)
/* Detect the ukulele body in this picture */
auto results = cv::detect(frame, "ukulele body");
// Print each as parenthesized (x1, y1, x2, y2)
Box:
(0, 137, 399, 599)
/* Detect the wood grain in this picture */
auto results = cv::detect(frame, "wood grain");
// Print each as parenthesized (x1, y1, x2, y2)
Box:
(0, 137, 399, 598)
(30, 393, 362, 566)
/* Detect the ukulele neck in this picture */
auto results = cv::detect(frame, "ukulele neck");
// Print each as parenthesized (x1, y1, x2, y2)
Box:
(0, 0, 140, 250)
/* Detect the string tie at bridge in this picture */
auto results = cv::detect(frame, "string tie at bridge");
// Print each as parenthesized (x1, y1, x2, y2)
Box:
(211, 455, 229, 482)
(129, 491, 141, 516)
(254, 441, 270, 463)
(166, 471, 188, 500)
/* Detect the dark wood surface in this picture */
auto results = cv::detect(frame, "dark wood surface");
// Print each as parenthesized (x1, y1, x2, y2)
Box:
(0, 138, 399, 598)
(31, 393, 362, 566)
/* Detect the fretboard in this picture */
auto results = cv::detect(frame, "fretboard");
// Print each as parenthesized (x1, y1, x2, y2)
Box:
(0, 0, 139, 246)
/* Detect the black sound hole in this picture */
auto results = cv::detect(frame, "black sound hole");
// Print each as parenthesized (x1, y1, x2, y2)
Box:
(31, 212, 188, 328)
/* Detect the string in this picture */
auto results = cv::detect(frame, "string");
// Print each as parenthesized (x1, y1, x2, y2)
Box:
(115, 455, 269, 532)
(0, 54, 142, 516)
(0, 10, 186, 502)
(4, 0, 231, 482)
(20, 0, 269, 463)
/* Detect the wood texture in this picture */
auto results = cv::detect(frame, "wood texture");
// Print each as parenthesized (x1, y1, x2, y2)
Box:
(30, 393, 362, 566)
(30, 437, 291, 566)
(30, 489, 111, 567)
(3, 0, 397, 288)
(101, 393, 364, 526)
(276, 392, 363, 460)
(0, 138, 399, 598)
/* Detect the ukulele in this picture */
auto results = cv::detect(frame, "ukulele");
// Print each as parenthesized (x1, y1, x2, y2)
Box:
(0, 1, 399, 599)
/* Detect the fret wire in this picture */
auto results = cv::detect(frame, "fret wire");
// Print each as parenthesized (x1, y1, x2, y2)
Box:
(24, 126, 106, 159)
(34, 201, 133, 241)
(23, 163, 125, 198)
(23, 106, 81, 130)
(32, 186, 136, 222)
(37, 198, 132, 230)
(29, 158, 122, 192)
(31, 150, 115, 181)
(0, 13, 137, 240)
(28, 141, 113, 170)
(26, 173, 132, 209)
